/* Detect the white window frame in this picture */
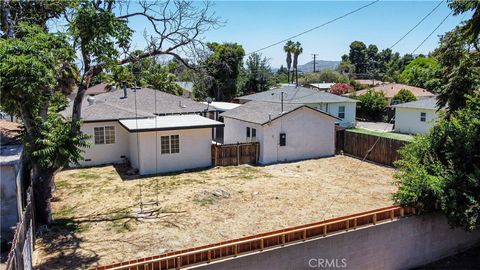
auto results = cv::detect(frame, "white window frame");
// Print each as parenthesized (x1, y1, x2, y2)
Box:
(170, 135, 180, 154)
(94, 126, 115, 145)
(338, 106, 345, 119)
(161, 136, 170, 154)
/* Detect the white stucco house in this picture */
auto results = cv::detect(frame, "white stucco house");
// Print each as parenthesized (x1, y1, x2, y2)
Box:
(236, 86, 357, 127)
(393, 97, 441, 134)
(221, 101, 338, 165)
(62, 87, 223, 175)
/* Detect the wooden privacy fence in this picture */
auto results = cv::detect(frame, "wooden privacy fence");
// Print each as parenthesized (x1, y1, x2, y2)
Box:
(93, 206, 415, 270)
(212, 142, 259, 166)
(336, 131, 409, 166)
(5, 187, 35, 270)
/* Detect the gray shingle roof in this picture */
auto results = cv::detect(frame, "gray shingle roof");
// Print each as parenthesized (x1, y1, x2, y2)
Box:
(61, 88, 211, 122)
(237, 86, 357, 104)
(393, 97, 439, 110)
(220, 101, 338, 125)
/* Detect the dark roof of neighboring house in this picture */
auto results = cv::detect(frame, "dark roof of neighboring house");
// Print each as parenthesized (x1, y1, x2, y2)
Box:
(237, 86, 357, 104)
(393, 97, 440, 110)
(61, 88, 212, 122)
(0, 120, 22, 145)
(220, 101, 338, 125)
(175, 82, 194, 93)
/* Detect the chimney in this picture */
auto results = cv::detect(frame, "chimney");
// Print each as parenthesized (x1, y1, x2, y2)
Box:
(87, 95, 95, 106)
(122, 82, 127, 98)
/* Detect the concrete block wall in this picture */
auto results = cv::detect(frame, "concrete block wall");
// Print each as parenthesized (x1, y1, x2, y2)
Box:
(194, 213, 480, 270)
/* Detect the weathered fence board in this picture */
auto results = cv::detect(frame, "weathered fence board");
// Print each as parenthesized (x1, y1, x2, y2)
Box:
(336, 130, 409, 166)
(6, 187, 35, 270)
(212, 142, 259, 166)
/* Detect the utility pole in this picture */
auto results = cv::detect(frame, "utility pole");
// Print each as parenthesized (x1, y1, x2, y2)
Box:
(312, 54, 319, 73)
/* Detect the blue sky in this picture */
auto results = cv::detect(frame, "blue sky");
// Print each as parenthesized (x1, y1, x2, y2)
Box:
(128, 1, 469, 68)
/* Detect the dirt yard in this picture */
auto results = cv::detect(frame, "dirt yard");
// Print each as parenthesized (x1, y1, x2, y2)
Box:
(34, 156, 396, 269)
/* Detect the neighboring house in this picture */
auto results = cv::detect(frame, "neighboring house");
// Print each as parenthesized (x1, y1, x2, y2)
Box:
(308, 82, 334, 91)
(0, 121, 24, 238)
(393, 97, 441, 134)
(202, 101, 242, 143)
(354, 79, 384, 87)
(175, 81, 194, 98)
(61, 87, 222, 175)
(68, 83, 110, 101)
(348, 83, 434, 105)
(236, 86, 357, 127)
(221, 101, 338, 165)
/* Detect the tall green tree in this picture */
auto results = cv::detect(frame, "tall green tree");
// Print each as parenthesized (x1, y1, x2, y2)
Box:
(292, 41, 303, 85)
(1, 0, 221, 224)
(392, 89, 417, 104)
(194, 42, 245, 101)
(0, 24, 88, 223)
(348, 41, 368, 74)
(243, 52, 273, 93)
(284, 40, 295, 84)
(400, 57, 441, 91)
(353, 89, 388, 121)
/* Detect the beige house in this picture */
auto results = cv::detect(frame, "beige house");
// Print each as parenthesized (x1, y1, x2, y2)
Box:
(348, 83, 434, 105)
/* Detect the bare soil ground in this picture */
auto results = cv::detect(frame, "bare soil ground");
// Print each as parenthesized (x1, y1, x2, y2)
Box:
(33, 156, 396, 269)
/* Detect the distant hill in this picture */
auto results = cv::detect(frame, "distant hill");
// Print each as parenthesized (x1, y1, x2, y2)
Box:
(297, 60, 340, 73)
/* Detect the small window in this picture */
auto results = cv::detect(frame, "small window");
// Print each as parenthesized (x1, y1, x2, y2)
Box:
(338, 106, 345, 119)
(161, 136, 170, 154)
(279, 133, 286, 146)
(94, 127, 105, 144)
(420, 112, 426, 122)
(104, 126, 115, 144)
(252, 128, 256, 139)
(170, 135, 180, 153)
(246, 127, 251, 138)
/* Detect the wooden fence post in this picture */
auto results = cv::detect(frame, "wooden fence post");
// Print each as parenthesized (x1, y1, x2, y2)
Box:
(237, 143, 240, 166)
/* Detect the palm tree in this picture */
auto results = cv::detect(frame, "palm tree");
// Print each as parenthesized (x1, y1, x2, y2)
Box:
(292, 42, 303, 86)
(284, 40, 295, 84)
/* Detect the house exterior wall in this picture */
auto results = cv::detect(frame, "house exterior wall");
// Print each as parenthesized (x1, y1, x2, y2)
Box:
(79, 121, 130, 166)
(223, 107, 335, 165)
(223, 118, 263, 145)
(260, 107, 335, 164)
(394, 107, 437, 134)
(134, 128, 212, 175)
(310, 102, 356, 128)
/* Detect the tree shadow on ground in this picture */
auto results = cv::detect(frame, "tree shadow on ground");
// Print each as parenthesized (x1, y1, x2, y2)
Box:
(113, 163, 213, 182)
(34, 219, 100, 270)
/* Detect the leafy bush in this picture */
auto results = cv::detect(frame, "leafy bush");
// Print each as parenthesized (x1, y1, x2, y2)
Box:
(400, 57, 441, 91)
(330, 83, 353, 95)
(392, 89, 417, 104)
(353, 89, 387, 121)
(394, 92, 480, 231)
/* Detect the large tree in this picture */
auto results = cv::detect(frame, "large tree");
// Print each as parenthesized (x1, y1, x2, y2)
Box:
(194, 42, 245, 101)
(1, 0, 221, 224)
(283, 40, 295, 84)
(348, 41, 368, 74)
(243, 52, 273, 93)
(400, 57, 441, 91)
(394, 0, 480, 231)
(292, 41, 303, 86)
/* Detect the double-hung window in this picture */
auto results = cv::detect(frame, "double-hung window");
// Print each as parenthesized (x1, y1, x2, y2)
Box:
(161, 135, 180, 154)
(338, 106, 345, 119)
(420, 112, 426, 122)
(251, 128, 257, 141)
(94, 126, 115, 144)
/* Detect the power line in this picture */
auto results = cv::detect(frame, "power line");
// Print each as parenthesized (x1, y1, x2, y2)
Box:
(389, 0, 444, 49)
(412, 11, 452, 54)
(247, 0, 380, 55)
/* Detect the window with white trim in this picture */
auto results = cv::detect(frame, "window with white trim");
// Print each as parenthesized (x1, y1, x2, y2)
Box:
(251, 128, 257, 141)
(338, 106, 345, 119)
(170, 135, 180, 153)
(246, 127, 251, 138)
(161, 135, 180, 154)
(420, 112, 426, 122)
(94, 126, 115, 145)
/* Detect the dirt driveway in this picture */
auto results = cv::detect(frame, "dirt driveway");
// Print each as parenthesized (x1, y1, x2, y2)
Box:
(34, 155, 396, 269)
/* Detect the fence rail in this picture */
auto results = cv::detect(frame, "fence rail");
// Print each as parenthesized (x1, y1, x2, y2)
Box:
(336, 130, 409, 166)
(5, 187, 35, 270)
(212, 142, 259, 166)
(93, 205, 414, 270)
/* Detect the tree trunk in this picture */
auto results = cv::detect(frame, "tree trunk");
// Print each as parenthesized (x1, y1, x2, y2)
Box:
(32, 163, 55, 225)
(287, 68, 290, 84)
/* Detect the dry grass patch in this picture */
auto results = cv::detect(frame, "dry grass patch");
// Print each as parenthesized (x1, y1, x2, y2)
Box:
(34, 156, 396, 269)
